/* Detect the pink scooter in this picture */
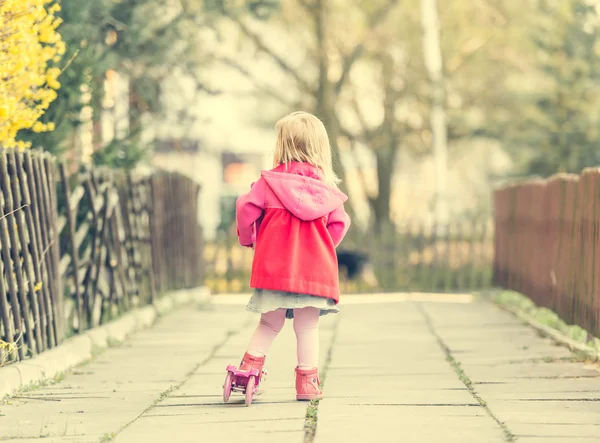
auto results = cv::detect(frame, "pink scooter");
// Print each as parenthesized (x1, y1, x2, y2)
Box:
(222, 365, 267, 407)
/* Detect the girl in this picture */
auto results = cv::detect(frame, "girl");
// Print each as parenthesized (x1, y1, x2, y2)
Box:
(233, 111, 350, 401)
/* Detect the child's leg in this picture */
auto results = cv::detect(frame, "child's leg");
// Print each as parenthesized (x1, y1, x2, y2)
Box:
(246, 308, 286, 356)
(293, 307, 320, 368)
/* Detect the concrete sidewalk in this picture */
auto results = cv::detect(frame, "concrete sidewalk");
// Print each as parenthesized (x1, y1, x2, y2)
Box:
(316, 298, 600, 443)
(1, 293, 599, 443)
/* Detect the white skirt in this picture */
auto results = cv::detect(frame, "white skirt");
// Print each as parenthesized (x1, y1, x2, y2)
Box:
(246, 289, 340, 319)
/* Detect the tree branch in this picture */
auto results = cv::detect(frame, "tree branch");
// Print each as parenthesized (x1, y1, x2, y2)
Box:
(446, 34, 494, 74)
(213, 56, 294, 105)
(351, 96, 370, 135)
(338, 94, 385, 143)
(193, 80, 223, 96)
(486, 51, 531, 74)
(346, 136, 377, 213)
(105, 15, 128, 31)
(298, 0, 316, 13)
(335, 0, 401, 94)
(225, 14, 313, 93)
(480, 0, 510, 25)
(0, 205, 28, 221)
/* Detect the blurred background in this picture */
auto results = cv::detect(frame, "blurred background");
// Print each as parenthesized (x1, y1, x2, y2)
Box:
(14, 0, 600, 294)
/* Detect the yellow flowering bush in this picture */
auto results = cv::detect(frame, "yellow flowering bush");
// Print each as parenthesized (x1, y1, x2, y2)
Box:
(0, 0, 65, 149)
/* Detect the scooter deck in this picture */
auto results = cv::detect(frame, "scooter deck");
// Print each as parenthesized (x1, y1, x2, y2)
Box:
(226, 365, 260, 378)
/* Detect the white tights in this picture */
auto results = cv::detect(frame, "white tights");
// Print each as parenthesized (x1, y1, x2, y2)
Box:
(246, 307, 320, 368)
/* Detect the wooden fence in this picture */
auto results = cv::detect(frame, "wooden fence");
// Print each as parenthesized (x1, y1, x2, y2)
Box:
(204, 219, 493, 294)
(494, 169, 600, 337)
(0, 149, 203, 365)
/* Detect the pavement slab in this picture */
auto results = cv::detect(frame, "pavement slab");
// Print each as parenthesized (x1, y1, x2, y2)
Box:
(1, 294, 599, 443)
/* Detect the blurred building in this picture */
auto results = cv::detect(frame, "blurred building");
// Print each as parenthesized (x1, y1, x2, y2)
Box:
(145, 65, 273, 239)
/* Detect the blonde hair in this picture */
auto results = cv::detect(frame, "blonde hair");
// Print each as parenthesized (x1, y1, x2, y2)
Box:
(274, 111, 340, 186)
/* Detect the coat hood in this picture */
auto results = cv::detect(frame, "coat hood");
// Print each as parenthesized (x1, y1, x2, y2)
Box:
(261, 163, 347, 221)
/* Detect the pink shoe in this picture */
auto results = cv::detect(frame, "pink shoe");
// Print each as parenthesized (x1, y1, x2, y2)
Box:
(295, 367, 324, 401)
(239, 352, 266, 383)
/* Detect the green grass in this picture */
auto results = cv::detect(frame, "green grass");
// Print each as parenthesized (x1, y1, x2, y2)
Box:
(91, 343, 105, 358)
(14, 372, 64, 394)
(447, 356, 473, 389)
(570, 350, 592, 363)
(446, 350, 515, 440)
(302, 315, 340, 443)
(54, 372, 65, 383)
(156, 386, 175, 404)
(303, 400, 320, 443)
(1, 371, 66, 405)
(106, 336, 123, 348)
(494, 291, 600, 355)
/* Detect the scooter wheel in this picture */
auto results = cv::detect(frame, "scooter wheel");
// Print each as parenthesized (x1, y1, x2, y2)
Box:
(223, 372, 233, 403)
(245, 375, 256, 407)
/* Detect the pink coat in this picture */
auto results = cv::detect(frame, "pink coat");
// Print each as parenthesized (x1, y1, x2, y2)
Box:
(236, 162, 351, 302)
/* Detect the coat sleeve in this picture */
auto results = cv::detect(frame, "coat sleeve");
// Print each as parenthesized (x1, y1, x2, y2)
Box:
(236, 179, 266, 247)
(327, 204, 351, 248)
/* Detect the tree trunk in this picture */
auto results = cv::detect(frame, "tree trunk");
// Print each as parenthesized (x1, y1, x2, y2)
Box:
(129, 78, 142, 134)
(370, 53, 399, 232)
(371, 145, 396, 232)
(314, 0, 351, 200)
(314, 1, 343, 179)
(420, 0, 449, 233)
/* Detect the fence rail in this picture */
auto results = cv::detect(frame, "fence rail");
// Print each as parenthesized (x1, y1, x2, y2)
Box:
(0, 149, 203, 365)
(0, 150, 62, 359)
(204, 220, 493, 295)
(494, 169, 600, 337)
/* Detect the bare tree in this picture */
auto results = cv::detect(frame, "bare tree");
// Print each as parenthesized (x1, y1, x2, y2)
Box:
(219, 0, 400, 200)
(213, 0, 528, 230)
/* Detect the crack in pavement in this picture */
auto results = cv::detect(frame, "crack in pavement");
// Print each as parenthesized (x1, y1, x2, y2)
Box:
(107, 318, 253, 442)
(417, 302, 517, 442)
(303, 314, 341, 443)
